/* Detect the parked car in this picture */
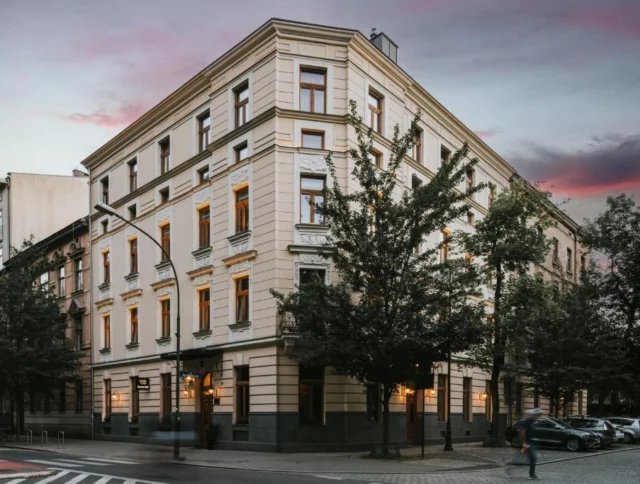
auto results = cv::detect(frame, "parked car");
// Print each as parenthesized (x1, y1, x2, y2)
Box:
(606, 417, 640, 444)
(507, 417, 600, 452)
(564, 417, 617, 448)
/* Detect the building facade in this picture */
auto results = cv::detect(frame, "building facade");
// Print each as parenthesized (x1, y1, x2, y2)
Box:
(0, 171, 89, 268)
(82, 19, 588, 451)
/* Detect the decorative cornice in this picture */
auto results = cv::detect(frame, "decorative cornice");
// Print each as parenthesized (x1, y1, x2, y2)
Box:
(151, 279, 176, 291)
(187, 266, 214, 280)
(120, 288, 143, 300)
(95, 297, 114, 309)
(288, 245, 334, 255)
(222, 250, 257, 267)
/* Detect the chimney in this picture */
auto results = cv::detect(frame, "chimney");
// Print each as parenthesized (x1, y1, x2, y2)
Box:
(369, 29, 398, 64)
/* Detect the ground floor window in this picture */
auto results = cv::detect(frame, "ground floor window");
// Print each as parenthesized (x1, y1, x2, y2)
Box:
(437, 375, 448, 422)
(131, 377, 140, 423)
(235, 366, 250, 424)
(485, 380, 492, 423)
(75, 379, 83, 412)
(161, 373, 172, 421)
(104, 379, 112, 421)
(299, 365, 324, 425)
(366, 384, 380, 423)
(463, 377, 472, 422)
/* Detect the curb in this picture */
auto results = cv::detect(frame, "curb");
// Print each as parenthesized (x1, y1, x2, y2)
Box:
(537, 445, 640, 466)
(0, 470, 55, 479)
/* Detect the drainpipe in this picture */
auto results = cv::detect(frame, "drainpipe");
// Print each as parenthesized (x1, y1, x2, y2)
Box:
(88, 174, 95, 441)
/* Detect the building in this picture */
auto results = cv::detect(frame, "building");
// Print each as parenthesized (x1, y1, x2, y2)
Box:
(0, 171, 89, 268)
(8, 217, 92, 438)
(82, 19, 588, 451)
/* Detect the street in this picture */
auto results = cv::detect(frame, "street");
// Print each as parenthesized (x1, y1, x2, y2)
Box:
(1, 447, 639, 484)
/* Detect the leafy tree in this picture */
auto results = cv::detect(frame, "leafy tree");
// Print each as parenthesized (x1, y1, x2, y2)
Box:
(0, 239, 81, 435)
(460, 180, 551, 443)
(272, 100, 482, 455)
(430, 257, 485, 450)
(580, 194, 640, 414)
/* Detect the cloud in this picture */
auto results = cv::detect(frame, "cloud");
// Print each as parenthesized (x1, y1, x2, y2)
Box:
(564, 5, 640, 38)
(509, 133, 640, 198)
(474, 128, 501, 139)
(36, 100, 148, 129)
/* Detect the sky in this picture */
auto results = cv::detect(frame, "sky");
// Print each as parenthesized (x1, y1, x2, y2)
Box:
(0, 0, 638, 223)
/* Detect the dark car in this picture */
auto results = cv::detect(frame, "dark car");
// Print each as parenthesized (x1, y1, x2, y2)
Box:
(564, 417, 617, 448)
(507, 417, 600, 452)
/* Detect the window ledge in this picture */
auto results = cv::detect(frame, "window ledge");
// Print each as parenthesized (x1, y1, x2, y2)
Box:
(229, 321, 251, 331)
(193, 329, 212, 339)
(295, 223, 329, 233)
(98, 282, 111, 291)
(156, 337, 172, 345)
(192, 246, 212, 258)
(71, 289, 84, 298)
(155, 261, 172, 272)
(124, 272, 139, 282)
(125, 342, 140, 350)
(227, 230, 251, 245)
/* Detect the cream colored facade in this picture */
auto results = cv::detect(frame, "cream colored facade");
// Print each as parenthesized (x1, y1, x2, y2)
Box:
(83, 19, 587, 450)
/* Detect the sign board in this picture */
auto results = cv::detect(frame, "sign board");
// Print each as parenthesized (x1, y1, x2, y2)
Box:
(136, 377, 150, 390)
(180, 371, 202, 379)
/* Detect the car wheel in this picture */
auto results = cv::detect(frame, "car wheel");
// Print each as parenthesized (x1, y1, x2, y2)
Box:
(510, 436, 521, 447)
(566, 438, 581, 452)
(623, 434, 635, 445)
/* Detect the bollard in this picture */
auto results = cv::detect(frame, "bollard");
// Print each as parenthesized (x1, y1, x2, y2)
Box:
(41, 430, 48, 446)
(57, 431, 64, 449)
(26, 430, 33, 444)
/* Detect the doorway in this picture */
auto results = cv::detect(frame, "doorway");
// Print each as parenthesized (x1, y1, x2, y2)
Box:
(406, 389, 423, 444)
(199, 372, 213, 448)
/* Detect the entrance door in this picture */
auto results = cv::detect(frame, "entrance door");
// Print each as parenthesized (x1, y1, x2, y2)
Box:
(406, 389, 422, 444)
(200, 391, 213, 448)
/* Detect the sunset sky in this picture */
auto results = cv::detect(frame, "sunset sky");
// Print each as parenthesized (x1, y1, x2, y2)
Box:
(1, 0, 638, 222)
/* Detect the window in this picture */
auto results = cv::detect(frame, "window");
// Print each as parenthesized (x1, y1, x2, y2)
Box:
(580, 254, 586, 274)
(235, 142, 249, 163)
(300, 268, 326, 288)
(516, 382, 524, 414)
(75, 315, 83, 350)
(159, 187, 170, 204)
(128, 159, 138, 192)
(74, 258, 83, 291)
(463, 377, 472, 422)
(299, 365, 324, 424)
(488, 183, 496, 208)
(235, 276, 249, 322)
(129, 238, 138, 274)
(235, 366, 250, 424)
(198, 206, 211, 248)
(130, 307, 139, 344)
(75, 379, 83, 413)
(198, 288, 211, 330)
(412, 128, 423, 164)
(370, 149, 383, 169)
(366, 384, 380, 423)
(440, 146, 451, 166)
(235, 83, 249, 127)
(160, 224, 171, 261)
(131, 377, 139, 423)
(577, 390, 583, 415)
(466, 168, 475, 193)
(161, 373, 172, 421)
(485, 380, 492, 422)
(103, 315, 111, 350)
(533, 386, 540, 408)
(301, 130, 324, 149)
(102, 251, 110, 284)
(235, 187, 249, 233)
(566, 248, 573, 273)
(128, 204, 137, 220)
(300, 176, 325, 224)
(104, 379, 112, 420)
(161, 299, 171, 338)
(198, 111, 211, 152)
(57, 265, 65, 298)
(300, 68, 326, 113)
(437, 374, 448, 422)
(101, 177, 109, 204)
(367, 90, 382, 133)
(552, 238, 559, 264)
(59, 381, 66, 413)
(439, 230, 450, 262)
(198, 166, 210, 184)
(412, 175, 422, 190)
(467, 211, 475, 226)
(101, 220, 108, 234)
(159, 138, 170, 174)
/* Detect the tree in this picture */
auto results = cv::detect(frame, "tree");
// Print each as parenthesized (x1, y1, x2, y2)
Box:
(0, 239, 81, 435)
(272, 100, 483, 455)
(460, 180, 552, 443)
(430, 257, 485, 451)
(580, 194, 640, 415)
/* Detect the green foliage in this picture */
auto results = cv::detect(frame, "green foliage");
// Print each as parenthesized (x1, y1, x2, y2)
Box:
(272, 100, 483, 451)
(0, 239, 81, 433)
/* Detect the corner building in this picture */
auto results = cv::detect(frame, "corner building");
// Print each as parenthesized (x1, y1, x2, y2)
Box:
(83, 19, 587, 451)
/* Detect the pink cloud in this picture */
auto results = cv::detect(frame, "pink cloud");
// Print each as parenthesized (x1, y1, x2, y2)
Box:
(564, 6, 640, 38)
(34, 100, 148, 129)
(474, 128, 501, 139)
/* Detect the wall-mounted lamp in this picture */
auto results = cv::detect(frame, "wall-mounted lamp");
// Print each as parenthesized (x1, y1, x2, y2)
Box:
(479, 390, 488, 401)
(426, 389, 437, 398)
(111, 391, 120, 402)
(207, 387, 221, 398)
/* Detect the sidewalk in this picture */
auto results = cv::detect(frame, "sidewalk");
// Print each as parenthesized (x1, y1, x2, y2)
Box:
(1, 438, 498, 474)
(0, 459, 53, 479)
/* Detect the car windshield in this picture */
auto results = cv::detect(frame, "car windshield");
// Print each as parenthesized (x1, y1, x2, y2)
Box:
(570, 419, 599, 428)
(549, 418, 571, 429)
(613, 419, 634, 426)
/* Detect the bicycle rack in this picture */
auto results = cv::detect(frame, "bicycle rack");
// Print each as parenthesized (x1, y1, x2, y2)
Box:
(26, 430, 33, 444)
(57, 431, 64, 448)
(41, 430, 48, 446)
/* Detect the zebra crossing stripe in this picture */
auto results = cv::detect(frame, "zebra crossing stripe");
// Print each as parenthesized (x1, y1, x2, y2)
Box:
(26, 459, 83, 468)
(35, 470, 71, 483)
(66, 473, 91, 484)
(56, 458, 110, 466)
(82, 457, 139, 465)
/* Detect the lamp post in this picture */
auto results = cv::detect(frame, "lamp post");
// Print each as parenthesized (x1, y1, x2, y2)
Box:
(94, 202, 182, 460)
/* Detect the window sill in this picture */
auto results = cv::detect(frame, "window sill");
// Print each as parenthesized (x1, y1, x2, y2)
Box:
(125, 342, 140, 350)
(295, 223, 329, 232)
(99, 348, 111, 355)
(156, 337, 172, 345)
(229, 321, 251, 331)
(227, 230, 251, 245)
(125, 272, 139, 281)
(71, 289, 84, 297)
(193, 329, 212, 339)
(98, 282, 111, 291)
(155, 261, 171, 271)
(192, 246, 212, 258)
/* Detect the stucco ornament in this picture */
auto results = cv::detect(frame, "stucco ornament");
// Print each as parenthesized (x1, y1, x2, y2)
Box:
(299, 154, 327, 173)
(230, 166, 250, 187)
(228, 260, 252, 274)
(193, 187, 211, 207)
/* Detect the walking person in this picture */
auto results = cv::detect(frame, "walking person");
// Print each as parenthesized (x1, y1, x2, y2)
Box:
(520, 408, 543, 480)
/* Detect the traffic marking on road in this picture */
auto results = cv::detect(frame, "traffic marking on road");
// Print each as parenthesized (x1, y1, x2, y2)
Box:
(56, 458, 110, 466)
(5, 478, 25, 484)
(82, 457, 139, 465)
(44, 469, 169, 484)
(36, 470, 70, 483)
(26, 459, 83, 468)
(314, 477, 345, 480)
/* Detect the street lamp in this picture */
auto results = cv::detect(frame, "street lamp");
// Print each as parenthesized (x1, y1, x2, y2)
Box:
(94, 202, 183, 460)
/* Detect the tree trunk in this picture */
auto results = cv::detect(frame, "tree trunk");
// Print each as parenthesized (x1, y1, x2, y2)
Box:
(489, 265, 504, 442)
(382, 386, 390, 450)
(444, 349, 453, 451)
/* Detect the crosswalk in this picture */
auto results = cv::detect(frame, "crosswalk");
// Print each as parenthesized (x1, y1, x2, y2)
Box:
(25, 458, 139, 469)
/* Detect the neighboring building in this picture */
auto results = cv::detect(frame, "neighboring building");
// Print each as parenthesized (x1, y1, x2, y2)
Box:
(0, 171, 89, 268)
(82, 19, 587, 451)
(16, 217, 92, 438)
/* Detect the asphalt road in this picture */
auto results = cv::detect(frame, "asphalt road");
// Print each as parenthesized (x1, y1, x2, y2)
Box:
(0, 448, 364, 484)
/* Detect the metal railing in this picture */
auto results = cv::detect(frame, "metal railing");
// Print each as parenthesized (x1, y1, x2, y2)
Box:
(41, 430, 48, 446)
(26, 429, 33, 444)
